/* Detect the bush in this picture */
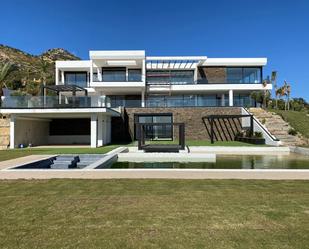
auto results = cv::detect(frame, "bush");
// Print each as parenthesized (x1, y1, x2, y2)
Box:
(254, 132, 263, 138)
(288, 128, 297, 136)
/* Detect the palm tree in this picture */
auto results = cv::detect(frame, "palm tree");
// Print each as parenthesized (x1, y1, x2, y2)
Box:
(38, 58, 50, 104)
(271, 71, 278, 108)
(0, 63, 12, 104)
(262, 77, 270, 108)
(286, 83, 291, 110)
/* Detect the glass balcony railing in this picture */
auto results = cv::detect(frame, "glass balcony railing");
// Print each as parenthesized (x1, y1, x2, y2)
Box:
(0, 96, 98, 109)
(146, 78, 263, 85)
(92, 74, 143, 82)
(0, 95, 255, 109)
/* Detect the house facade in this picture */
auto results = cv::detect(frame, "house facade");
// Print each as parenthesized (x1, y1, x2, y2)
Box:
(0, 50, 273, 148)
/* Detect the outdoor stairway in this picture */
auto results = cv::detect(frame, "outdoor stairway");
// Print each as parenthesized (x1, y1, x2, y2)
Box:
(51, 155, 105, 169)
(249, 108, 304, 146)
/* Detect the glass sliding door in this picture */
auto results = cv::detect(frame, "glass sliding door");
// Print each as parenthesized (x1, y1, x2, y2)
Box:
(64, 72, 88, 88)
(135, 114, 173, 140)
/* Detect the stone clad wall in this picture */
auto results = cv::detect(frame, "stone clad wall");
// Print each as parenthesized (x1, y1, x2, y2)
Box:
(197, 67, 227, 83)
(0, 118, 10, 149)
(124, 107, 242, 141)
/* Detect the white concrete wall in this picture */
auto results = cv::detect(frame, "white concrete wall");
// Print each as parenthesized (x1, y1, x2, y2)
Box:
(48, 135, 90, 145)
(15, 119, 49, 147)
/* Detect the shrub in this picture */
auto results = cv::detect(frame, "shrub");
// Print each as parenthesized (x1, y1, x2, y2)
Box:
(254, 132, 263, 138)
(288, 128, 297, 136)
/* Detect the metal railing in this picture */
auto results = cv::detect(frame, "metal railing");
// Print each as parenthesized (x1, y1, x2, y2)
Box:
(243, 107, 279, 142)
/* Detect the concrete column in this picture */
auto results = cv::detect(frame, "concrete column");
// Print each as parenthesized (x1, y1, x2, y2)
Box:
(10, 114, 15, 149)
(141, 91, 145, 107)
(90, 113, 98, 148)
(229, 89, 234, 107)
(97, 114, 103, 147)
(96, 67, 102, 82)
(126, 68, 129, 81)
(221, 93, 225, 107)
(106, 116, 111, 144)
(55, 69, 59, 85)
(103, 116, 108, 145)
(101, 95, 106, 107)
(142, 59, 146, 83)
(61, 71, 64, 84)
(90, 60, 93, 83)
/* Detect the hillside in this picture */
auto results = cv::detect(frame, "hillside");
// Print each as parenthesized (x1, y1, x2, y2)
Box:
(0, 45, 80, 89)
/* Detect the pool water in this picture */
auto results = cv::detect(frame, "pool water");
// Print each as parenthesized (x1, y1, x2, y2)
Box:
(99, 154, 309, 169)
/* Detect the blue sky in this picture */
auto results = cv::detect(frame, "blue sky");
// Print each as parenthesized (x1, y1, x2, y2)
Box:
(1, 0, 309, 100)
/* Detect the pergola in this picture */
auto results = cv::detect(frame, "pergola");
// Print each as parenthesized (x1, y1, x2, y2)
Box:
(204, 114, 254, 144)
(41, 84, 88, 96)
(136, 122, 185, 152)
(40, 84, 89, 107)
(146, 56, 207, 70)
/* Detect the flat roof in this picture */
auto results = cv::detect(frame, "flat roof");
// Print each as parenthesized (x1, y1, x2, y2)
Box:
(89, 50, 145, 60)
(202, 58, 267, 66)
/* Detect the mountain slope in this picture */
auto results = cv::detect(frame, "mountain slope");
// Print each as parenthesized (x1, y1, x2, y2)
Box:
(0, 45, 80, 88)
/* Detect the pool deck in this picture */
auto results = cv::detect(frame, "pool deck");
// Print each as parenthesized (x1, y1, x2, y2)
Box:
(1, 168, 309, 180)
(0, 155, 56, 170)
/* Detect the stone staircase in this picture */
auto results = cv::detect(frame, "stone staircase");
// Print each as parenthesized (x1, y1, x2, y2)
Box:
(249, 108, 305, 146)
(0, 117, 10, 150)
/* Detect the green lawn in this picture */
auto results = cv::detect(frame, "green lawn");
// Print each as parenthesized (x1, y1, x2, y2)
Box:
(269, 109, 309, 138)
(0, 179, 308, 249)
(0, 145, 118, 162)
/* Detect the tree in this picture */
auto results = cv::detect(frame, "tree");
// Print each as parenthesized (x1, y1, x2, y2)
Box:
(262, 77, 270, 108)
(286, 83, 291, 110)
(39, 58, 50, 87)
(0, 63, 12, 103)
(271, 71, 278, 108)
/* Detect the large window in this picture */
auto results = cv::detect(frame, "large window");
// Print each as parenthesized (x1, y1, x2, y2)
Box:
(64, 72, 87, 88)
(147, 70, 194, 85)
(198, 67, 262, 84)
(128, 69, 142, 81)
(135, 114, 173, 140)
(227, 67, 261, 84)
(102, 67, 126, 82)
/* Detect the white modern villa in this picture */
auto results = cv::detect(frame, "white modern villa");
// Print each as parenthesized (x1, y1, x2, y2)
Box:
(0, 50, 274, 149)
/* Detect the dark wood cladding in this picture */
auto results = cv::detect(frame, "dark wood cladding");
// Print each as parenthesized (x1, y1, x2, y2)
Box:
(197, 67, 227, 83)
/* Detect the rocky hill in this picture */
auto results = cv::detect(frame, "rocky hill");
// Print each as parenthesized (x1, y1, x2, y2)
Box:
(0, 45, 80, 89)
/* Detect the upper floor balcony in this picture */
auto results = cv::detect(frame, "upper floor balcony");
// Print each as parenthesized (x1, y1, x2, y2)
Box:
(146, 67, 263, 85)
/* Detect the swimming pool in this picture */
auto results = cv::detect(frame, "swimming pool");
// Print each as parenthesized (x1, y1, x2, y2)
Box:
(96, 154, 309, 169)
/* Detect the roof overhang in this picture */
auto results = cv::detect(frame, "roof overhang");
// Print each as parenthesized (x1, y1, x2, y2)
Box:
(56, 60, 91, 70)
(202, 58, 267, 66)
(89, 50, 145, 60)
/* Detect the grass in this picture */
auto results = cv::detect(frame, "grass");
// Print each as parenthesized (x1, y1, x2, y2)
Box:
(0, 145, 118, 162)
(0, 179, 308, 249)
(269, 109, 309, 138)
